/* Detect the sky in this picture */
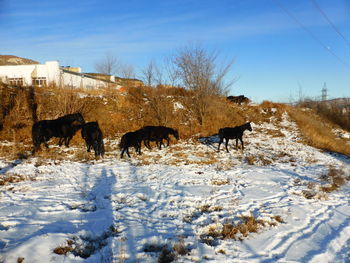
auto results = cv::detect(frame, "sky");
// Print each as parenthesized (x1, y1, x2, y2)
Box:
(0, 0, 349, 102)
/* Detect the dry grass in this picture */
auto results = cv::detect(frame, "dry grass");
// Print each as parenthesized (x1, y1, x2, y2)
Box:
(53, 240, 74, 255)
(245, 154, 272, 166)
(211, 178, 230, 185)
(200, 214, 284, 244)
(0, 173, 36, 186)
(287, 106, 350, 157)
(221, 216, 266, 240)
(245, 155, 256, 165)
(298, 100, 350, 132)
(172, 242, 188, 256)
(265, 128, 285, 138)
(320, 167, 349, 193)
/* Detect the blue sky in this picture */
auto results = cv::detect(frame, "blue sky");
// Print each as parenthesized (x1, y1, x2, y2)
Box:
(1, 0, 349, 102)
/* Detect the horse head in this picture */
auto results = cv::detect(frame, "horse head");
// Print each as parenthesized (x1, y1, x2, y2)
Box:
(246, 122, 252, 131)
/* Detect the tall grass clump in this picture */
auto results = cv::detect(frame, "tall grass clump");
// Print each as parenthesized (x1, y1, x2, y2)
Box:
(286, 105, 350, 157)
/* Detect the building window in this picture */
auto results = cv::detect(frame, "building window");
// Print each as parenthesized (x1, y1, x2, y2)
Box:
(32, 77, 47, 86)
(8, 78, 24, 86)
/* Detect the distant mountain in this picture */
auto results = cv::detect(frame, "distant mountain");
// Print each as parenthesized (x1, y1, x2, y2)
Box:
(0, 55, 39, 66)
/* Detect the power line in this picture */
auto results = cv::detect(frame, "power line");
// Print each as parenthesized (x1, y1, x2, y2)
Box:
(274, 0, 350, 69)
(309, 0, 350, 46)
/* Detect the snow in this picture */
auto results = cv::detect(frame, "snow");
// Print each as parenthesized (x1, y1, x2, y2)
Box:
(1, 113, 350, 262)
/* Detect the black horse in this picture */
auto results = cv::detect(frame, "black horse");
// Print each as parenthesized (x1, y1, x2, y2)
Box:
(81, 121, 105, 157)
(119, 130, 143, 158)
(139, 126, 179, 150)
(31, 113, 85, 154)
(218, 122, 252, 152)
(227, 95, 250, 105)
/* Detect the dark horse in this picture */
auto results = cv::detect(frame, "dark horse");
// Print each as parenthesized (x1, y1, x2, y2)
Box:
(218, 122, 252, 152)
(139, 126, 179, 150)
(119, 130, 143, 158)
(227, 95, 250, 105)
(32, 113, 85, 154)
(81, 121, 105, 157)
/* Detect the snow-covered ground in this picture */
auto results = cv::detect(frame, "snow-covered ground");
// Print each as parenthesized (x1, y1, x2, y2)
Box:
(1, 113, 350, 263)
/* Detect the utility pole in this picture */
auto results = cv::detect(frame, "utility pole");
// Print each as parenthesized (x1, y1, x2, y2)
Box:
(321, 82, 327, 101)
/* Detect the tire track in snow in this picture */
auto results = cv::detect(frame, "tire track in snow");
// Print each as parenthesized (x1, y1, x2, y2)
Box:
(260, 204, 345, 262)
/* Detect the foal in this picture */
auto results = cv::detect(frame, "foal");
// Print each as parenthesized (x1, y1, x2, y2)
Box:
(218, 122, 252, 152)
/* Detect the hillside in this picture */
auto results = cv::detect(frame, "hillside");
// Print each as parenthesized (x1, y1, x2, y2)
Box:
(0, 55, 39, 66)
(0, 103, 349, 262)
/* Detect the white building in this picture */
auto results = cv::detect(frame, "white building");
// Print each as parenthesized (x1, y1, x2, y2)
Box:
(0, 60, 115, 89)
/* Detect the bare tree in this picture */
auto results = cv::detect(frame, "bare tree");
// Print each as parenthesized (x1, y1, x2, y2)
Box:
(119, 63, 136, 79)
(95, 52, 120, 75)
(141, 60, 163, 87)
(171, 44, 235, 125)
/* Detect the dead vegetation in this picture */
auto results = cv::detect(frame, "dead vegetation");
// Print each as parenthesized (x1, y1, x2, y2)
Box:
(53, 225, 120, 259)
(0, 173, 36, 186)
(200, 214, 284, 245)
(286, 106, 350, 157)
(320, 166, 350, 193)
(143, 238, 190, 263)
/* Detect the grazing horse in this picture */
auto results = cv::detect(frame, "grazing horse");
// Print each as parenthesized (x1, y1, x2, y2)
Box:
(81, 121, 105, 157)
(218, 122, 252, 152)
(119, 130, 143, 158)
(227, 95, 250, 105)
(139, 126, 179, 150)
(31, 113, 85, 154)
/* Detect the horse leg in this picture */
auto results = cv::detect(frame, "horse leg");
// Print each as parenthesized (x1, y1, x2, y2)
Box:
(166, 136, 170, 147)
(65, 136, 72, 147)
(236, 138, 239, 150)
(93, 141, 98, 157)
(225, 138, 230, 153)
(144, 139, 151, 149)
(31, 143, 40, 155)
(218, 137, 223, 152)
(44, 140, 49, 148)
(126, 147, 131, 158)
(137, 142, 142, 155)
(240, 138, 244, 151)
(120, 148, 125, 158)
